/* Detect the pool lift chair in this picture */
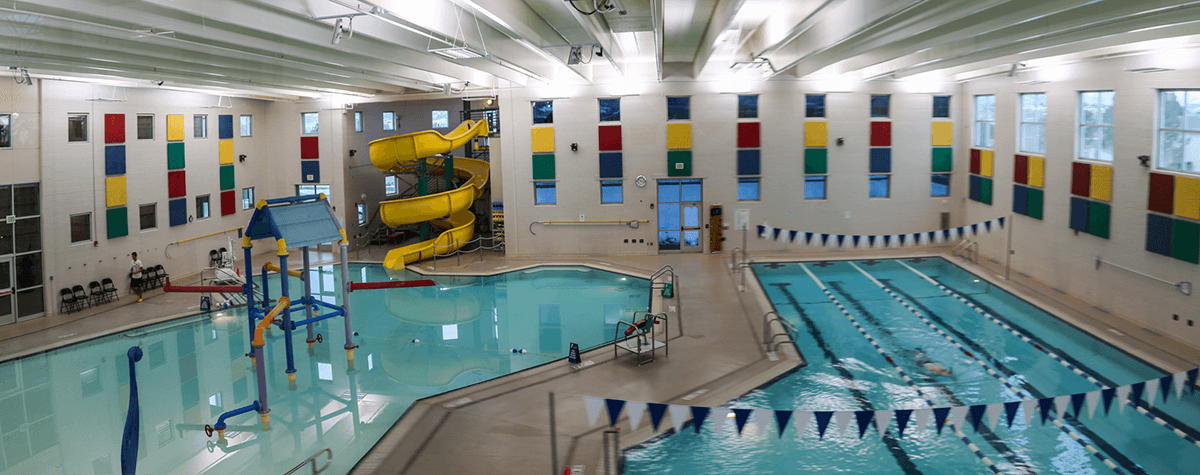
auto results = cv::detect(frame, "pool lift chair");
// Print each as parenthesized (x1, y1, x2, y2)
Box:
(614, 311, 669, 365)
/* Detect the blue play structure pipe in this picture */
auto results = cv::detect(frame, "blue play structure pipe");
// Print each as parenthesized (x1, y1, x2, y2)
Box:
(214, 401, 261, 431)
(121, 346, 143, 475)
(279, 252, 297, 383)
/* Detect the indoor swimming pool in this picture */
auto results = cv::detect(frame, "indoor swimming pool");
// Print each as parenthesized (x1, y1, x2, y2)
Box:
(0, 264, 650, 475)
(626, 257, 1200, 475)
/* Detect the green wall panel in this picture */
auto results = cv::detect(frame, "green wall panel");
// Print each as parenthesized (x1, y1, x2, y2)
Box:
(931, 148, 952, 172)
(107, 207, 128, 239)
(667, 151, 692, 177)
(1025, 187, 1044, 220)
(167, 142, 185, 170)
(532, 154, 555, 180)
(1087, 201, 1111, 239)
(979, 177, 993, 205)
(1172, 219, 1200, 264)
(220, 165, 235, 190)
(804, 149, 827, 174)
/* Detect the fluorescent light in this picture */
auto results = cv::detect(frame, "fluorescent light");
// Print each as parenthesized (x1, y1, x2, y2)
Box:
(1015, 80, 1048, 85)
(429, 47, 485, 59)
(1124, 67, 1172, 73)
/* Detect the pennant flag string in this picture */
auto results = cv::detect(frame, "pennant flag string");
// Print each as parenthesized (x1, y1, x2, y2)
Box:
(758, 217, 1007, 249)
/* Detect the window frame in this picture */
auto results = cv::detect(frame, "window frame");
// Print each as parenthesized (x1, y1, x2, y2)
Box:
(1077, 91, 1115, 162)
(241, 187, 255, 210)
(532, 101, 554, 124)
(69, 212, 91, 244)
(239, 115, 252, 137)
(136, 114, 154, 140)
(384, 175, 398, 195)
(534, 181, 556, 205)
(138, 203, 157, 231)
(432, 110, 449, 128)
(301, 112, 319, 135)
(933, 96, 951, 119)
(737, 177, 760, 201)
(737, 95, 758, 119)
(196, 194, 211, 220)
(382, 111, 397, 131)
(931, 173, 951, 197)
(870, 95, 890, 118)
(666, 96, 690, 121)
(354, 111, 363, 133)
(68, 113, 89, 143)
(804, 175, 826, 200)
(600, 180, 623, 204)
(1156, 89, 1200, 173)
(296, 184, 332, 197)
(599, 98, 621, 122)
(1019, 93, 1047, 155)
(805, 95, 826, 118)
(357, 203, 366, 225)
(869, 175, 890, 198)
(194, 114, 208, 138)
(0, 113, 12, 148)
(973, 95, 995, 148)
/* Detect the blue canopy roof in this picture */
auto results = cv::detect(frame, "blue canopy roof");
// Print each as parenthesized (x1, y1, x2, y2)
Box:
(244, 195, 344, 249)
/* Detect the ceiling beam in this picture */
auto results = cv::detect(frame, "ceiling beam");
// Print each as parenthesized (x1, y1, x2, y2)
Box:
(559, 2, 627, 76)
(691, 0, 745, 77)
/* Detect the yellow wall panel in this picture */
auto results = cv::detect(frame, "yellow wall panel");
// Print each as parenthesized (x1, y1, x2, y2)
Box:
(980, 150, 994, 177)
(1175, 176, 1200, 220)
(219, 139, 235, 164)
(106, 176, 127, 207)
(805, 121, 827, 147)
(531, 127, 554, 153)
(166, 114, 185, 141)
(1090, 165, 1113, 201)
(666, 123, 692, 149)
(931, 122, 953, 146)
(1028, 156, 1045, 187)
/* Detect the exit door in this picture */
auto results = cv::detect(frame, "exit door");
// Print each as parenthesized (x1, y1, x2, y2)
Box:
(657, 179, 702, 253)
(0, 257, 12, 326)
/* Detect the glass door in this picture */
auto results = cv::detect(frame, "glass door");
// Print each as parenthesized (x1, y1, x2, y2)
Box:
(0, 257, 12, 326)
(657, 179, 702, 253)
(681, 204, 701, 252)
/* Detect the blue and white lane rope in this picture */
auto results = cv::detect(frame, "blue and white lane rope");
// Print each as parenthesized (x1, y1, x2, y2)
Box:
(897, 260, 1200, 449)
(849, 262, 1128, 474)
(798, 264, 1004, 475)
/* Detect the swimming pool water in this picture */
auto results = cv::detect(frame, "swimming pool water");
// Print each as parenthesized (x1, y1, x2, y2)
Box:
(625, 258, 1200, 475)
(0, 264, 650, 475)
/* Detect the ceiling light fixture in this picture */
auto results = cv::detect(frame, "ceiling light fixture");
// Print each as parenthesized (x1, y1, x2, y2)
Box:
(429, 46, 485, 59)
(1124, 67, 1172, 73)
(426, 4, 489, 60)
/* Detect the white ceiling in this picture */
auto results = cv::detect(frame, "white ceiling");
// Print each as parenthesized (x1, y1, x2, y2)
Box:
(4, 0, 1200, 101)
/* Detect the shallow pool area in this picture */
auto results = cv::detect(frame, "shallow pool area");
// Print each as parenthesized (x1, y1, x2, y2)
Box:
(624, 257, 1200, 475)
(0, 264, 650, 475)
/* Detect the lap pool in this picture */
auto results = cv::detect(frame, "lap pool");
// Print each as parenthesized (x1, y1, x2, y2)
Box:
(0, 264, 650, 475)
(625, 257, 1200, 475)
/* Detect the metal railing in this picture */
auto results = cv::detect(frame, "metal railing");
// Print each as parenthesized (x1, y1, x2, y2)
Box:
(614, 312, 669, 365)
(284, 448, 331, 475)
(424, 234, 506, 269)
(762, 311, 798, 352)
(649, 264, 675, 295)
(952, 240, 978, 264)
(1095, 256, 1192, 295)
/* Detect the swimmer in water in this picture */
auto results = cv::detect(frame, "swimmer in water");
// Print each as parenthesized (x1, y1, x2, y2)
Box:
(914, 347, 954, 377)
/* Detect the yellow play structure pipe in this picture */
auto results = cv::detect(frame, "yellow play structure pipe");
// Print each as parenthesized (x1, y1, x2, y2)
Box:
(263, 262, 303, 279)
(252, 297, 291, 347)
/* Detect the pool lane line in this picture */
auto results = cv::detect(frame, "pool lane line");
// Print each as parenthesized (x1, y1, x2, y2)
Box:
(797, 264, 1004, 475)
(895, 259, 1200, 450)
(769, 283, 924, 475)
(848, 262, 1136, 475)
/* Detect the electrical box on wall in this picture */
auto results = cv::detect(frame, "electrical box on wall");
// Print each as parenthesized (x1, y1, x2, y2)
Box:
(710, 205, 723, 253)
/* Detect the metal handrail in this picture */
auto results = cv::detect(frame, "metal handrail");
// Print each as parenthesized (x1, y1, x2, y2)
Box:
(426, 234, 505, 269)
(762, 311, 798, 352)
(284, 448, 331, 475)
(1095, 256, 1193, 295)
(650, 264, 675, 286)
(953, 240, 977, 264)
(613, 313, 669, 364)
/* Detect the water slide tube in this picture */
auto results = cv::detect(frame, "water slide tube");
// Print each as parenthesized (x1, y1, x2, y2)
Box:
(368, 119, 489, 269)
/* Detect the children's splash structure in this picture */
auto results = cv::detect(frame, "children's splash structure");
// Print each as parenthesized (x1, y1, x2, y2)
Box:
(164, 194, 434, 442)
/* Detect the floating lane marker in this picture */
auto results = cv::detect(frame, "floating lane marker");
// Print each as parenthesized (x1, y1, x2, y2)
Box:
(897, 259, 1200, 450)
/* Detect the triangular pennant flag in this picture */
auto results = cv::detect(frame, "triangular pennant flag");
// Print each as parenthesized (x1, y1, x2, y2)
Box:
(1116, 385, 1130, 414)
(814, 411, 834, 439)
(605, 399, 626, 427)
(732, 408, 752, 435)
(836, 235, 845, 248)
(895, 410, 912, 438)
(874, 410, 893, 439)
(1177, 371, 1190, 399)
(1021, 400, 1036, 427)
(774, 410, 793, 437)
(773, 228, 783, 242)
(584, 396, 604, 427)
(912, 409, 931, 435)
(984, 221, 992, 232)
(821, 234, 830, 246)
(933, 407, 951, 434)
(1071, 393, 1087, 417)
(1100, 388, 1116, 416)
(647, 403, 669, 431)
(854, 411, 873, 439)
(1055, 395, 1071, 420)
(757, 225, 766, 238)
(898, 234, 907, 247)
(968, 405, 987, 432)
(1187, 368, 1198, 392)
(669, 405, 689, 433)
(836, 411, 853, 438)
(971, 224, 979, 236)
(919, 232, 929, 245)
(626, 401, 647, 431)
(948, 406, 969, 433)
(955, 227, 965, 239)
(1038, 398, 1055, 425)
(711, 407, 730, 435)
(1160, 375, 1174, 403)
(867, 235, 876, 248)
(852, 235, 861, 248)
(753, 409, 772, 435)
(1085, 391, 1101, 418)
(789, 230, 799, 244)
(1130, 382, 1146, 409)
(793, 411, 811, 439)
(691, 406, 710, 433)
(883, 235, 892, 248)
(805, 232, 814, 245)
(998, 217, 1006, 228)
(1146, 378, 1159, 407)
(1004, 401, 1022, 428)
(940, 229, 950, 242)
(986, 403, 1002, 429)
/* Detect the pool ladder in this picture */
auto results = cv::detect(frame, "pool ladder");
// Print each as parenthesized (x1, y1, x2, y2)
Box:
(284, 447, 331, 475)
(952, 239, 978, 264)
(762, 311, 798, 353)
(649, 264, 676, 297)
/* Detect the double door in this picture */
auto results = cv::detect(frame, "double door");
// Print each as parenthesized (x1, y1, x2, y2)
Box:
(0, 257, 12, 325)
(657, 179, 702, 253)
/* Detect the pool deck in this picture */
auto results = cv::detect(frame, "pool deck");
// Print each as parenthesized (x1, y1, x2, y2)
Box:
(3, 245, 1198, 475)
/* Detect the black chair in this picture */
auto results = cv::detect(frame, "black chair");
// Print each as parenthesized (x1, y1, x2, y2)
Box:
(71, 285, 92, 310)
(209, 250, 221, 268)
(101, 278, 120, 302)
(59, 288, 79, 314)
(89, 281, 107, 305)
(154, 265, 167, 287)
(141, 267, 156, 290)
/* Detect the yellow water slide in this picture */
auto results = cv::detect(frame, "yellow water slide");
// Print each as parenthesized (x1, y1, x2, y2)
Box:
(369, 119, 489, 269)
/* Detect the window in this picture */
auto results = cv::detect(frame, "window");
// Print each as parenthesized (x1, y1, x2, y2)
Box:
(382, 111, 396, 131)
(357, 203, 366, 225)
(432, 110, 448, 128)
(137, 114, 153, 140)
(869, 175, 890, 198)
(933, 96, 951, 118)
(139, 203, 156, 230)
(806, 95, 825, 118)
(68, 113, 88, 142)
(601, 180, 623, 204)
(737, 177, 760, 201)
(931, 174, 951, 197)
(0, 113, 11, 148)
(804, 176, 826, 199)
(385, 176, 398, 195)
(70, 213, 91, 243)
(666, 97, 689, 120)
(239, 115, 252, 137)
(1020, 93, 1047, 154)
(534, 181, 556, 204)
(1078, 91, 1114, 162)
(241, 187, 255, 210)
(196, 195, 210, 219)
(973, 95, 995, 147)
(738, 95, 758, 119)
(532, 101, 553, 124)
(870, 95, 890, 118)
(302, 112, 319, 134)
(194, 115, 207, 138)
(1158, 90, 1200, 172)
(354, 111, 363, 133)
(296, 184, 332, 197)
(599, 98, 620, 122)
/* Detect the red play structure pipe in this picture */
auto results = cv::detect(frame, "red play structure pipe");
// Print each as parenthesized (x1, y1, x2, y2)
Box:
(163, 277, 243, 293)
(349, 279, 436, 292)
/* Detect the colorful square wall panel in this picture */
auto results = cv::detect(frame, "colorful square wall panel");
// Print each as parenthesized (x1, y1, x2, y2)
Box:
(167, 170, 186, 198)
(105, 176, 126, 207)
(106, 207, 128, 239)
(931, 122, 952, 146)
(167, 115, 185, 141)
(969, 175, 981, 201)
(970, 149, 981, 175)
(932, 148, 952, 172)
(737, 149, 760, 175)
(1174, 175, 1200, 220)
(531, 128, 554, 153)
(598, 125, 622, 151)
(219, 115, 234, 139)
(666, 123, 692, 149)
(1070, 197, 1089, 231)
(737, 122, 761, 148)
(804, 122, 827, 147)
(105, 114, 125, 143)
(1025, 187, 1044, 220)
(980, 150, 994, 177)
(1014, 155, 1028, 184)
(167, 142, 185, 170)
(220, 165, 235, 190)
(300, 136, 318, 159)
(1148, 173, 1174, 214)
(169, 198, 187, 227)
(1071, 162, 1091, 196)
(1012, 185, 1028, 216)
(1090, 165, 1113, 201)
(105, 145, 126, 175)
(869, 148, 891, 173)
(301, 161, 320, 183)
(1172, 219, 1200, 263)
(805, 149, 827, 174)
(219, 140, 235, 165)
(870, 122, 891, 147)
(1146, 214, 1173, 256)
(221, 190, 237, 216)
(978, 177, 993, 204)
(1087, 201, 1110, 239)
(1028, 156, 1045, 187)
(667, 151, 692, 177)
(532, 154, 555, 180)
(599, 153, 622, 178)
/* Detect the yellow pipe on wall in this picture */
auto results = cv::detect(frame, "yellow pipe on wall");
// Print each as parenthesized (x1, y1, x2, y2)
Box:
(252, 297, 291, 346)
